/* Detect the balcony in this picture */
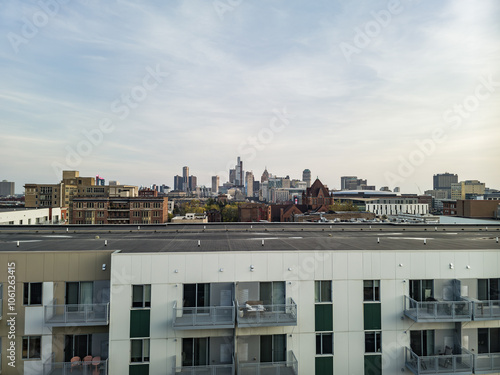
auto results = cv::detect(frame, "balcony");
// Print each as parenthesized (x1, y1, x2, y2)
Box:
(405, 347, 473, 375)
(172, 301, 235, 330)
(236, 298, 297, 327)
(0, 298, 2, 319)
(404, 296, 472, 322)
(237, 351, 298, 375)
(471, 300, 500, 321)
(474, 353, 500, 374)
(43, 358, 108, 375)
(44, 302, 110, 327)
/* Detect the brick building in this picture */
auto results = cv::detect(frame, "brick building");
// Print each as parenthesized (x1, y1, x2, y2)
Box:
(72, 196, 168, 224)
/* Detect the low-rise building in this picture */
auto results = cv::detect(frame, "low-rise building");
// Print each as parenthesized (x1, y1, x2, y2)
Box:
(0, 207, 68, 225)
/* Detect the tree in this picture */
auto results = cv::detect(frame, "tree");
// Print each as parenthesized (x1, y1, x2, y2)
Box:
(221, 204, 239, 222)
(329, 200, 358, 212)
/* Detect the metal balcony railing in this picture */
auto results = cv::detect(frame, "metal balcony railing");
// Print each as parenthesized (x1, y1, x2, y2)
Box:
(172, 301, 235, 330)
(404, 296, 472, 322)
(405, 347, 473, 374)
(471, 300, 500, 320)
(173, 363, 234, 375)
(44, 302, 110, 327)
(236, 298, 297, 327)
(237, 351, 298, 375)
(474, 352, 500, 374)
(43, 357, 108, 375)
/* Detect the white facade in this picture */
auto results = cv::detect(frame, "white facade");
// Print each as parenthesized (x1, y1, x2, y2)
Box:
(0, 207, 66, 225)
(109, 248, 500, 375)
(366, 203, 429, 216)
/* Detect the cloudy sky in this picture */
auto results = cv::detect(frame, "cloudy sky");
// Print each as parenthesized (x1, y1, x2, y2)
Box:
(1, 0, 499, 194)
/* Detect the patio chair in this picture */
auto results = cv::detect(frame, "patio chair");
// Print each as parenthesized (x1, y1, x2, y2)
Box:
(443, 346, 453, 368)
(70, 356, 81, 372)
(92, 356, 101, 375)
(83, 355, 93, 370)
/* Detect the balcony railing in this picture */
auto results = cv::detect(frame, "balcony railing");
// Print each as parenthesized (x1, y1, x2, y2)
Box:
(405, 347, 473, 374)
(44, 302, 110, 327)
(404, 296, 472, 322)
(474, 352, 500, 374)
(172, 301, 235, 330)
(236, 298, 297, 327)
(237, 351, 298, 375)
(471, 300, 500, 321)
(0, 298, 3, 319)
(43, 358, 108, 375)
(173, 363, 234, 375)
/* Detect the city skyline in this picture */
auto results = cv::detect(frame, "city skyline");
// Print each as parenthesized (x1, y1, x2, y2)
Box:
(1, 1, 499, 194)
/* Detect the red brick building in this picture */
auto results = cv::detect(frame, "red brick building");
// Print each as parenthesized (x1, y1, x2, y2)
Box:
(302, 179, 334, 210)
(72, 196, 168, 224)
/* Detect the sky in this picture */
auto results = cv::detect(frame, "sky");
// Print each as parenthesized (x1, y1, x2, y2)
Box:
(1, 0, 499, 194)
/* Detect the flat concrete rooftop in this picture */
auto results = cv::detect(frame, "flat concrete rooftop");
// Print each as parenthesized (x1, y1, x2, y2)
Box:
(0, 222, 499, 253)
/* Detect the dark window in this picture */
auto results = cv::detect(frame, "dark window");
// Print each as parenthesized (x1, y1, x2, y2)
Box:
(410, 280, 434, 302)
(364, 280, 380, 301)
(131, 339, 150, 363)
(365, 331, 382, 353)
(316, 333, 333, 354)
(24, 282, 42, 305)
(478, 279, 500, 300)
(478, 328, 500, 354)
(22, 336, 41, 359)
(315, 281, 332, 303)
(132, 285, 151, 308)
(182, 338, 209, 366)
(410, 330, 435, 356)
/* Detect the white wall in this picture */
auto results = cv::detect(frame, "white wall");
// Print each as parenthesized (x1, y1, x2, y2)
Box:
(109, 249, 500, 375)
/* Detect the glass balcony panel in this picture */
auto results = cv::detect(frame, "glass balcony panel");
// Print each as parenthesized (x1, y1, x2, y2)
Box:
(44, 303, 110, 327)
(236, 298, 297, 327)
(404, 296, 472, 322)
(172, 302, 235, 330)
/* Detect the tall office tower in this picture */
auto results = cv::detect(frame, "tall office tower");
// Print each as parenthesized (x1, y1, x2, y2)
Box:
(341, 176, 358, 190)
(261, 167, 269, 183)
(174, 175, 183, 191)
(229, 169, 236, 184)
(182, 166, 189, 192)
(253, 180, 260, 197)
(235, 156, 243, 186)
(245, 171, 254, 197)
(0, 180, 15, 196)
(302, 169, 311, 188)
(212, 176, 220, 194)
(433, 173, 458, 199)
(188, 176, 197, 192)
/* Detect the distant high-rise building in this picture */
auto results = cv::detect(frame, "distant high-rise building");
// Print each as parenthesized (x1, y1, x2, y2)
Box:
(302, 169, 311, 188)
(188, 175, 197, 191)
(451, 180, 485, 200)
(182, 166, 189, 192)
(245, 171, 254, 197)
(212, 176, 220, 194)
(261, 168, 269, 183)
(174, 175, 183, 191)
(253, 181, 260, 197)
(433, 173, 458, 198)
(235, 156, 243, 187)
(229, 169, 236, 184)
(341, 176, 358, 190)
(0, 180, 15, 196)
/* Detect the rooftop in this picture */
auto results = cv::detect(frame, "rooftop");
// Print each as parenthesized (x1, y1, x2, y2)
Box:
(0, 223, 499, 253)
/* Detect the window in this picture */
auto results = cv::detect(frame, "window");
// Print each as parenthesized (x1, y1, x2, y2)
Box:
(22, 336, 41, 359)
(184, 284, 210, 309)
(315, 281, 332, 303)
(410, 280, 434, 302)
(478, 279, 499, 300)
(260, 335, 286, 362)
(132, 285, 151, 308)
(478, 328, 500, 354)
(131, 339, 150, 362)
(410, 330, 435, 356)
(316, 333, 333, 354)
(66, 282, 93, 305)
(24, 282, 42, 305)
(364, 280, 380, 301)
(182, 338, 209, 366)
(365, 332, 382, 353)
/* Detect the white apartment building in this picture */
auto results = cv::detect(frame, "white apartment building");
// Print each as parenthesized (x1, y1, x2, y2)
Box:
(1, 223, 499, 375)
(366, 203, 429, 216)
